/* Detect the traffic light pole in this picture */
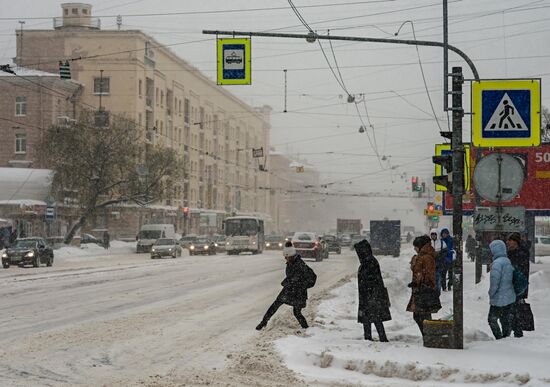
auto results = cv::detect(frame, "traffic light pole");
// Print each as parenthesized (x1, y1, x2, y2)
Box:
(451, 67, 464, 349)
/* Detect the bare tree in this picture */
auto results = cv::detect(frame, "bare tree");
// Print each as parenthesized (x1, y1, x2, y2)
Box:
(39, 111, 183, 244)
(542, 106, 550, 143)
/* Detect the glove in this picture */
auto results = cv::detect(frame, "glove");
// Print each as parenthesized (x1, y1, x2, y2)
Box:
(407, 282, 416, 288)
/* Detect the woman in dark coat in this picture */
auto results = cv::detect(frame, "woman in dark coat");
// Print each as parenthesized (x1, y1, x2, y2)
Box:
(407, 235, 440, 336)
(355, 239, 391, 341)
(256, 241, 310, 330)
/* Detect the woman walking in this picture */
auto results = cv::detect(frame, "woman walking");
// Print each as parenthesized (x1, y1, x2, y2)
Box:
(354, 239, 391, 342)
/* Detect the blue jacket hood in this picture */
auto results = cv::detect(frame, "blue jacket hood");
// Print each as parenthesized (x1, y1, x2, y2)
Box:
(490, 240, 507, 260)
(440, 228, 450, 237)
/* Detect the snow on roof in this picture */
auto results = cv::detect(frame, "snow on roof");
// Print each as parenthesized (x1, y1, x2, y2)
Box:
(0, 66, 59, 78)
(0, 168, 53, 203)
(0, 199, 47, 206)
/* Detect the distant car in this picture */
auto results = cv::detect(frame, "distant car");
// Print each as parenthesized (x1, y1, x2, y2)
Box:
(265, 235, 284, 250)
(321, 234, 341, 254)
(213, 235, 227, 252)
(151, 238, 182, 259)
(179, 234, 198, 249)
(535, 235, 550, 256)
(80, 233, 102, 245)
(292, 232, 326, 262)
(2, 237, 54, 268)
(189, 238, 216, 256)
(339, 234, 352, 247)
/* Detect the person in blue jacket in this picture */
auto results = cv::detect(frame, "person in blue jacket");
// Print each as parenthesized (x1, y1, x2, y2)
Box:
(488, 240, 516, 340)
(440, 228, 454, 291)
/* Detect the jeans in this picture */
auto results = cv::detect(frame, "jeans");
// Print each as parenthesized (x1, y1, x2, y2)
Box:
(413, 312, 432, 335)
(261, 299, 308, 328)
(488, 304, 513, 339)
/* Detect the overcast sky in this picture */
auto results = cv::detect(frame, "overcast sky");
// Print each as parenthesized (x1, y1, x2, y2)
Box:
(1, 0, 549, 227)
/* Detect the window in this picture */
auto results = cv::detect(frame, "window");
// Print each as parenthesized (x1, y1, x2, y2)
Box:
(64, 9, 68, 15)
(15, 96, 27, 116)
(72, 8, 78, 15)
(184, 98, 190, 123)
(93, 77, 110, 94)
(156, 88, 159, 105)
(138, 79, 142, 97)
(161, 90, 164, 107)
(15, 134, 26, 154)
(540, 237, 550, 245)
(82, 8, 88, 15)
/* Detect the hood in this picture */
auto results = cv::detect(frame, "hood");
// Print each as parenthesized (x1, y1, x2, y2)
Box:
(440, 228, 450, 236)
(490, 240, 507, 260)
(354, 239, 372, 264)
(430, 228, 438, 236)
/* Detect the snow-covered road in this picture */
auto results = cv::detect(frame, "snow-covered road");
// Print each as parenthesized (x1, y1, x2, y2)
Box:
(0, 246, 358, 386)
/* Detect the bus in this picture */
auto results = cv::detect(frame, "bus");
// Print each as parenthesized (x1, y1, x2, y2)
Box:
(223, 216, 265, 255)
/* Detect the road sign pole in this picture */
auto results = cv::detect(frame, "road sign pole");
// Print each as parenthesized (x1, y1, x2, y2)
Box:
(451, 66, 464, 349)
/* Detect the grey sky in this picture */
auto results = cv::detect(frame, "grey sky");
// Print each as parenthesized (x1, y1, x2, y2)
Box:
(0, 0, 548, 228)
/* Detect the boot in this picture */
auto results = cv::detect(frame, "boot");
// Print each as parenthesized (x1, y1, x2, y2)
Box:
(363, 323, 373, 341)
(256, 321, 267, 331)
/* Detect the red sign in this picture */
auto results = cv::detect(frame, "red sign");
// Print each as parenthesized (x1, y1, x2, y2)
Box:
(444, 145, 550, 214)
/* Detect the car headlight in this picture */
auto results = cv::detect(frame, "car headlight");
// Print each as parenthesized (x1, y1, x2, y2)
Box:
(204, 245, 209, 250)
(266, 243, 270, 247)
(1, 253, 7, 259)
(151, 248, 156, 252)
(278, 243, 283, 247)
(226, 242, 230, 246)
(26, 251, 35, 257)
(215, 243, 218, 247)
(190, 246, 195, 250)
(168, 248, 172, 251)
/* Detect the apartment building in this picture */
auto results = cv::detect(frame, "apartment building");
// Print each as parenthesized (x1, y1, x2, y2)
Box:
(15, 3, 272, 234)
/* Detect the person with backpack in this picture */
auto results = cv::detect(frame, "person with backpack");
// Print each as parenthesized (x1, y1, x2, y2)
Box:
(507, 233, 531, 338)
(354, 239, 391, 342)
(440, 228, 454, 291)
(256, 241, 315, 330)
(488, 240, 516, 340)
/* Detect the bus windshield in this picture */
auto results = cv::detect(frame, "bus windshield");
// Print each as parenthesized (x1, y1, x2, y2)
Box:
(139, 230, 161, 239)
(225, 219, 258, 237)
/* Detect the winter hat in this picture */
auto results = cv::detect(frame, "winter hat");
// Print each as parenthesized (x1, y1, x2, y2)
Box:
(430, 228, 438, 236)
(353, 239, 372, 255)
(283, 240, 296, 257)
(413, 235, 431, 249)
(507, 232, 522, 245)
(489, 240, 507, 259)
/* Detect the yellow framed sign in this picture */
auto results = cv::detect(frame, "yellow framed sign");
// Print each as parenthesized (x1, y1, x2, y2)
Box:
(472, 79, 540, 147)
(217, 38, 251, 85)
(434, 143, 471, 192)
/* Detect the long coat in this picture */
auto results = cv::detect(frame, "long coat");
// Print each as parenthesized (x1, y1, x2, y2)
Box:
(406, 243, 437, 313)
(508, 241, 530, 298)
(276, 255, 309, 309)
(357, 246, 391, 323)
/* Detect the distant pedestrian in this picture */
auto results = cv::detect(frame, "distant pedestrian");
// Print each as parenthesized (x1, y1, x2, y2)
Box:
(407, 235, 441, 336)
(430, 229, 444, 295)
(354, 239, 391, 342)
(256, 241, 314, 330)
(103, 231, 110, 249)
(488, 240, 516, 340)
(9, 229, 17, 245)
(507, 233, 531, 338)
(440, 228, 454, 291)
(466, 235, 476, 262)
(406, 232, 412, 244)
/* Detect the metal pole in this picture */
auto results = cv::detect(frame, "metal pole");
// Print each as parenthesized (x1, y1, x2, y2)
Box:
(443, 0, 449, 111)
(202, 30, 480, 81)
(18, 21, 25, 66)
(474, 146, 483, 284)
(451, 66, 464, 349)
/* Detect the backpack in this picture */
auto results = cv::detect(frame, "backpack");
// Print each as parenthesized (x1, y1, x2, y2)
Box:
(303, 263, 317, 288)
(512, 267, 528, 297)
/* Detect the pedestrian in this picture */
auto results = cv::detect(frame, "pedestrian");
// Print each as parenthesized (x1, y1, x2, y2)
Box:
(354, 239, 391, 342)
(407, 235, 440, 336)
(103, 230, 110, 249)
(256, 241, 313, 330)
(440, 228, 454, 291)
(487, 240, 516, 340)
(466, 235, 476, 262)
(406, 232, 412, 243)
(507, 233, 531, 338)
(430, 229, 444, 295)
(9, 229, 17, 245)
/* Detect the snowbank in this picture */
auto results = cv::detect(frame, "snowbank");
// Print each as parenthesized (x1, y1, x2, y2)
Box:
(276, 248, 550, 386)
(56, 240, 136, 261)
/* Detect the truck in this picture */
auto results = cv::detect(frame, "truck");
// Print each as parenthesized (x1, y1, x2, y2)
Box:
(336, 219, 362, 237)
(370, 220, 401, 257)
(136, 224, 176, 253)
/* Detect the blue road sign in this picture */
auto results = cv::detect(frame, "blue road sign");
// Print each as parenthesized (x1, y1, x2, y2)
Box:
(45, 207, 55, 221)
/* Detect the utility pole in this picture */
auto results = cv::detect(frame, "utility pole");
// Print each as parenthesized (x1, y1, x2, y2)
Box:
(18, 21, 25, 66)
(451, 66, 464, 349)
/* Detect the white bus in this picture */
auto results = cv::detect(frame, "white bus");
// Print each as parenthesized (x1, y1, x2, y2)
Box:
(224, 216, 265, 255)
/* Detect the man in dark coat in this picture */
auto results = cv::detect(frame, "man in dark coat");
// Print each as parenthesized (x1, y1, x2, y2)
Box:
(507, 232, 531, 338)
(256, 241, 310, 330)
(355, 239, 391, 342)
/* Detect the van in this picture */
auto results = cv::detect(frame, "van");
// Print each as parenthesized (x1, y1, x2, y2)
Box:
(136, 224, 175, 253)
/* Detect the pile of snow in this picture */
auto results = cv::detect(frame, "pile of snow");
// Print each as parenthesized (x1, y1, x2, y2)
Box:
(276, 248, 550, 386)
(56, 240, 136, 261)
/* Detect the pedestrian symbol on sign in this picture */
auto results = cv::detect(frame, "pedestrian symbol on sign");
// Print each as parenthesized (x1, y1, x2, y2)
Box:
(485, 93, 528, 131)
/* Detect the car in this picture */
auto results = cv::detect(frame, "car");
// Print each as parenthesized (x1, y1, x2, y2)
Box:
(213, 235, 227, 252)
(339, 234, 352, 247)
(189, 238, 216, 256)
(151, 238, 182, 259)
(179, 234, 198, 249)
(321, 234, 341, 254)
(265, 235, 284, 250)
(2, 237, 54, 268)
(291, 232, 327, 262)
(80, 233, 102, 245)
(535, 235, 550, 256)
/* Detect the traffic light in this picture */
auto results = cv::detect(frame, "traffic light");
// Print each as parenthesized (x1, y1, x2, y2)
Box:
(432, 154, 453, 190)
(59, 61, 71, 79)
(411, 176, 418, 191)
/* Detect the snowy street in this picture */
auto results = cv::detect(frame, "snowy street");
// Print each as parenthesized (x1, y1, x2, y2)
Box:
(0, 244, 357, 386)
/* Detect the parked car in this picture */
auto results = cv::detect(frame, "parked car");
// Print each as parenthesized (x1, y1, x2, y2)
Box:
(151, 238, 182, 259)
(2, 237, 54, 268)
(535, 235, 550, 256)
(339, 234, 352, 247)
(291, 232, 327, 262)
(265, 235, 284, 250)
(321, 234, 341, 254)
(189, 238, 216, 256)
(213, 235, 227, 252)
(80, 233, 102, 246)
(179, 234, 198, 249)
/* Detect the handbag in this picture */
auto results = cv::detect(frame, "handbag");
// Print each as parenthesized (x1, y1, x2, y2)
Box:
(516, 301, 535, 331)
(416, 286, 441, 312)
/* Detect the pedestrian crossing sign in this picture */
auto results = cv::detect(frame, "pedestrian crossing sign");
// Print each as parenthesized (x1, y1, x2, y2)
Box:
(472, 79, 540, 147)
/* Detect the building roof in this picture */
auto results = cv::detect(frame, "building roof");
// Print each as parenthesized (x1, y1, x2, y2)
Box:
(0, 168, 53, 203)
(0, 66, 59, 77)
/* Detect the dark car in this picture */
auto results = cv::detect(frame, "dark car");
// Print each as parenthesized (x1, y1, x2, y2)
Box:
(292, 232, 327, 262)
(2, 237, 54, 268)
(179, 234, 199, 249)
(265, 235, 284, 250)
(189, 238, 216, 256)
(80, 233, 102, 245)
(321, 235, 341, 254)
